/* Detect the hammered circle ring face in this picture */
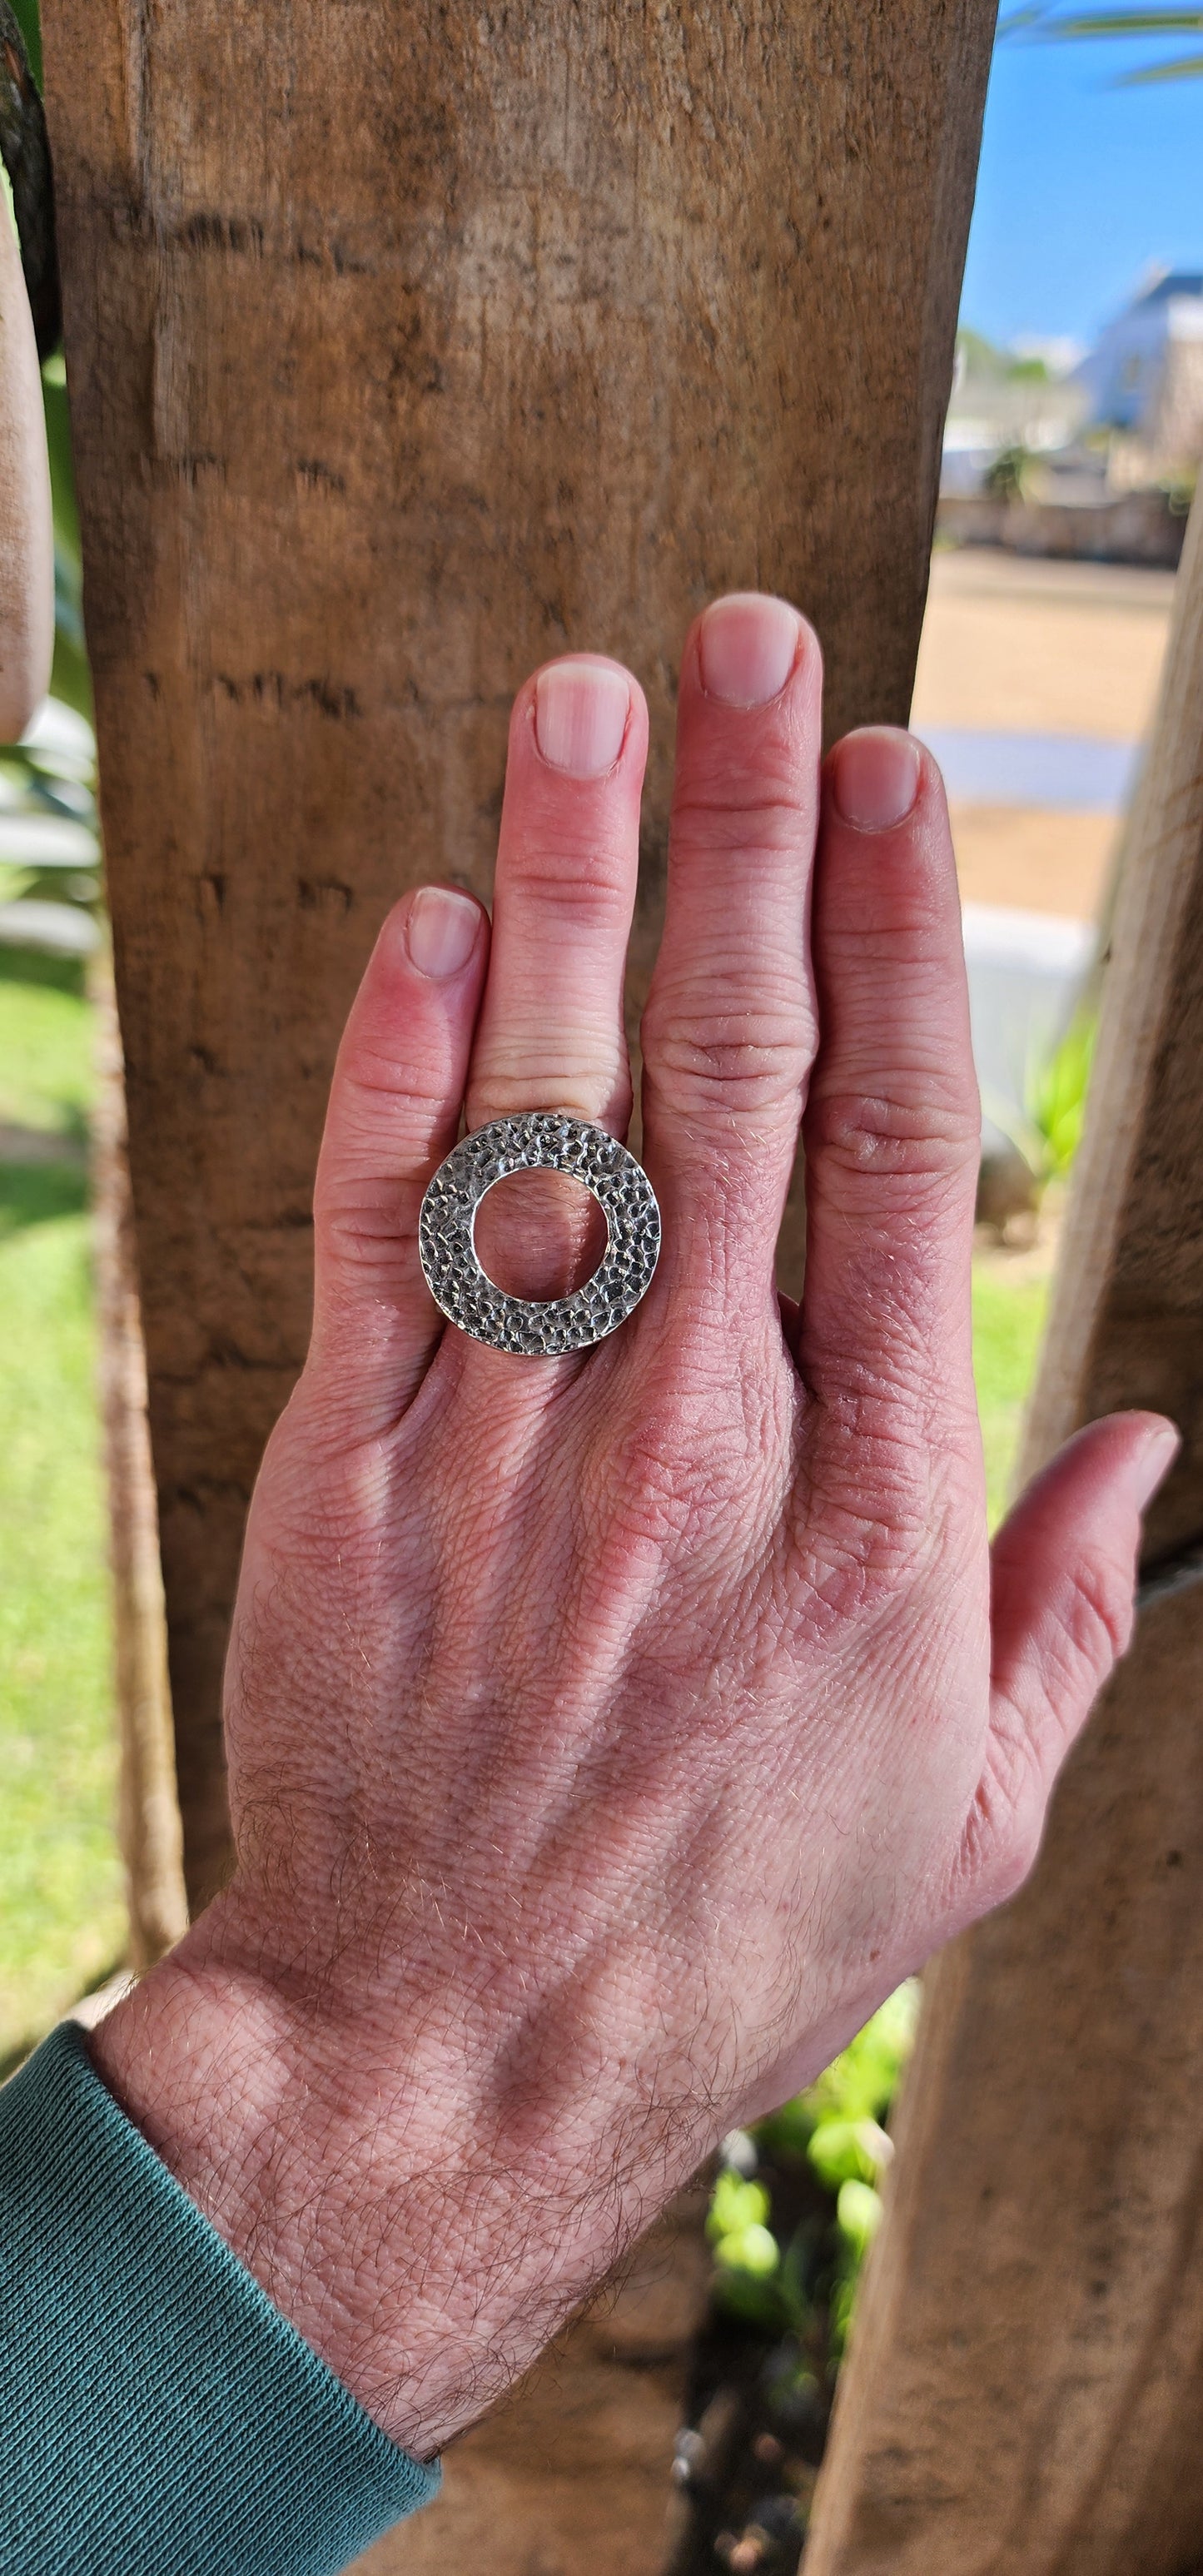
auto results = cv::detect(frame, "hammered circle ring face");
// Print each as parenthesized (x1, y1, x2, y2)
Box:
(419, 1111, 661, 1356)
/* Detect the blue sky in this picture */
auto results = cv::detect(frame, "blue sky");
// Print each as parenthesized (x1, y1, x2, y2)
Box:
(962, 27, 1203, 346)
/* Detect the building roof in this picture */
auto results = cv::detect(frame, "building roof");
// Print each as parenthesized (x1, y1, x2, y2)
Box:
(1131, 269, 1203, 310)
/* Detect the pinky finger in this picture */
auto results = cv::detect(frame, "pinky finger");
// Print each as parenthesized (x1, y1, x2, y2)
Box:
(308, 886, 489, 1428)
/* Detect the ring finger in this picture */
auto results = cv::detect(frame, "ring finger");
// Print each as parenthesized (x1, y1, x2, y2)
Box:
(464, 654, 649, 1302)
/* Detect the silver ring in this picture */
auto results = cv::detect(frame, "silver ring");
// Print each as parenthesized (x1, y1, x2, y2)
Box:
(419, 1111, 660, 1356)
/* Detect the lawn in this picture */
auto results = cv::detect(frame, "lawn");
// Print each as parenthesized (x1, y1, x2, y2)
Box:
(974, 1255, 1051, 1529)
(0, 958, 1051, 2068)
(0, 952, 124, 2070)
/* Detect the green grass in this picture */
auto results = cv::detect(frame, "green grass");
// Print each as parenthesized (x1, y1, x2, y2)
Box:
(973, 1259, 1051, 1529)
(0, 956, 124, 2066)
(0, 960, 93, 1140)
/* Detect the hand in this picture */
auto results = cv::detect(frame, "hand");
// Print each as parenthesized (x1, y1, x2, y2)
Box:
(0, 185, 53, 742)
(92, 594, 1175, 2455)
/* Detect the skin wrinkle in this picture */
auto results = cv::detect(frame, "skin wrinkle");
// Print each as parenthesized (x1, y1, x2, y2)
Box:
(475, 837, 635, 912)
(801, 1330, 977, 1436)
(647, 958, 815, 1040)
(669, 793, 819, 844)
(88, 607, 1171, 2459)
(639, 1009, 813, 1114)
(317, 1180, 431, 1274)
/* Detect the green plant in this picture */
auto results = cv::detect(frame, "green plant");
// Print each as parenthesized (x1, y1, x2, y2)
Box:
(998, 6, 1203, 84)
(2, 0, 90, 733)
(983, 443, 1035, 502)
(707, 2171, 782, 2280)
(0, 954, 124, 2068)
(957, 324, 1010, 378)
(0, 693, 99, 953)
(0, 325, 99, 942)
(976, 1006, 1099, 1215)
(7, 0, 41, 86)
(2, 16, 97, 937)
(1160, 465, 1200, 515)
(40, 355, 90, 723)
(708, 1983, 920, 2355)
(973, 1260, 1052, 1527)
(1030, 1012, 1096, 1177)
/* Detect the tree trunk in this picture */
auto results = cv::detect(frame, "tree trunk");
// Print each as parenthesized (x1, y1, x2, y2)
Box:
(804, 481, 1203, 2576)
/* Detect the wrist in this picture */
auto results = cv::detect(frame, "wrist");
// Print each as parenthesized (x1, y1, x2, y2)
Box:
(86, 1891, 700, 2452)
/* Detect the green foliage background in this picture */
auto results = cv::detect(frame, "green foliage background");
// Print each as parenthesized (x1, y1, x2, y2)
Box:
(0, 953, 123, 2071)
(997, 5, 1203, 82)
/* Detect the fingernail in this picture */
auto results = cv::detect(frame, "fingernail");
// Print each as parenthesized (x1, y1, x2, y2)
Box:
(833, 728, 922, 831)
(698, 593, 802, 708)
(534, 659, 630, 778)
(405, 885, 481, 980)
(1126, 1420, 1181, 1514)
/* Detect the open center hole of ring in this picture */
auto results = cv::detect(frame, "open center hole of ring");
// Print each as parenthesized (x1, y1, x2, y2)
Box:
(474, 1169, 609, 1302)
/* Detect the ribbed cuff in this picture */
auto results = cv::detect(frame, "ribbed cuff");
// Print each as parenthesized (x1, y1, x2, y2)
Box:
(0, 2019, 439, 2575)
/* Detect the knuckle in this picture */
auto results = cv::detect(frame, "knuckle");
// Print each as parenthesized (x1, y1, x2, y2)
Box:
(642, 983, 813, 1116)
(796, 1489, 931, 1621)
(1061, 1544, 1135, 1680)
(504, 828, 633, 919)
(609, 1438, 708, 1551)
(466, 1061, 629, 1126)
(671, 792, 814, 858)
(671, 688, 823, 848)
(316, 1171, 423, 1269)
(958, 1748, 1046, 1911)
(593, 1410, 745, 1564)
(338, 1052, 450, 1117)
(807, 1079, 979, 1186)
(982, 1786, 1045, 1907)
(792, 1408, 975, 1618)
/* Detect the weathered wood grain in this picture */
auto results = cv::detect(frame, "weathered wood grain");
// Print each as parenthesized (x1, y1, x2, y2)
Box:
(91, 957, 188, 1971)
(804, 485, 1203, 2575)
(40, 0, 994, 1903)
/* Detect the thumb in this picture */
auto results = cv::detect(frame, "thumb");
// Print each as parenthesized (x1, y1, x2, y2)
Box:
(971, 1412, 1180, 1903)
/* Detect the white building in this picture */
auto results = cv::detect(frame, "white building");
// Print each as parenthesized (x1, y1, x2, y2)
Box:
(1075, 268, 1203, 468)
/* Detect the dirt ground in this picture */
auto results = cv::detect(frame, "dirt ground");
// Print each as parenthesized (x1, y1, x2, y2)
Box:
(912, 549, 1175, 919)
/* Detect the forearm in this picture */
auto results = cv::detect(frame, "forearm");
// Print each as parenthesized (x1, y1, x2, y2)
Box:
(87, 1886, 709, 2457)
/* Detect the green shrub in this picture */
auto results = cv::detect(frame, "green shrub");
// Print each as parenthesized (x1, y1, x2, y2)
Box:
(709, 1982, 919, 2357)
(1030, 1012, 1096, 1179)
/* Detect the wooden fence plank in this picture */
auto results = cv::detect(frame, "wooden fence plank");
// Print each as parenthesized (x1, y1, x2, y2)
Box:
(803, 483, 1203, 2576)
(42, 0, 996, 1912)
(91, 957, 188, 1970)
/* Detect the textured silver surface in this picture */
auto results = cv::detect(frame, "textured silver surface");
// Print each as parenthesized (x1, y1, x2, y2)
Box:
(419, 1111, 661, 1355)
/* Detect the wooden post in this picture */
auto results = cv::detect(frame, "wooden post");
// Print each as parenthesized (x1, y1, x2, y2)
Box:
(804, 483, 1203, 2576)
(41, 0, 996, 1914)
(91, 957, 188, 1970)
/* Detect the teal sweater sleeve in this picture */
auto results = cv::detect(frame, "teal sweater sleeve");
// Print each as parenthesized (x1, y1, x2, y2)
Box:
(0, 2021, 440, 2574)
